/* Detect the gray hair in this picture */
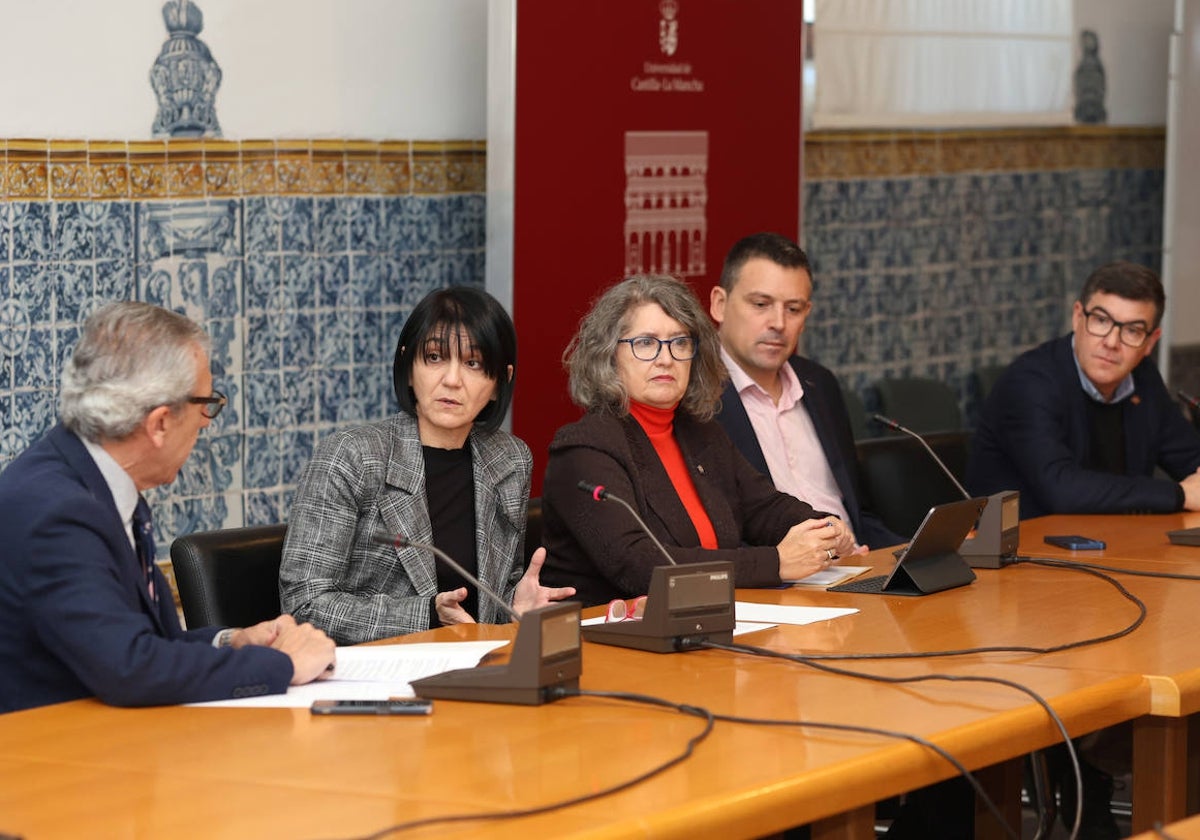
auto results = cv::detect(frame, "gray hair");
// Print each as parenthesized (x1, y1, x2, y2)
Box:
(563, 274, 727, 421)
(60, 301, 211, 442)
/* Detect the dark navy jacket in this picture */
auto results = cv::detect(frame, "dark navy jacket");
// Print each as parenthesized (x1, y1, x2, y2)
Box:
(967, 335, 1200, 518)
(0, 424, 291, 713)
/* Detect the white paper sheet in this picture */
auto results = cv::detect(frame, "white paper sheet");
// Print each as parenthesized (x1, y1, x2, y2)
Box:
(580, 615, 776, 636)
(188, 640, 509, 708)
(733, 601, 858, 626)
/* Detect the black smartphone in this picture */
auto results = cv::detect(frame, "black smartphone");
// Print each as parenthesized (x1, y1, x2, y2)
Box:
(1044, 534, 1106, 551)
(310, 698, 433, 716)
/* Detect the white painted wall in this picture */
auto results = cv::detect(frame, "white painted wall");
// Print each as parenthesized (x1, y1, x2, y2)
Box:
(1075, 0, 1174, 124)
(0, 1, 1168, 136)
(1162, 0, 1200, 349)
(0, 0, 486, 139)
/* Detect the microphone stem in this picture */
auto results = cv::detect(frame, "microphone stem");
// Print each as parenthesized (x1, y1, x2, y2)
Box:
(603, 493, 678, 567)
(875, 415, 970, 500)
(398, 537, 520, 623)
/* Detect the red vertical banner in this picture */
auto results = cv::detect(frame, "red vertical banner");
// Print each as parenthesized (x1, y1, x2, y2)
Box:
(511, 0, 803, 491)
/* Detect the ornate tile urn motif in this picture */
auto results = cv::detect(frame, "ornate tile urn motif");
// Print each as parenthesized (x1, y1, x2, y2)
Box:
(150, 0, 223, 138)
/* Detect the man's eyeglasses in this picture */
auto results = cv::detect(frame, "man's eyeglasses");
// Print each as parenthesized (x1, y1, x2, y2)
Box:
(1082, 307, 1151, 348)
(187, 390, 227, 419)
(617, 335, 698, 362)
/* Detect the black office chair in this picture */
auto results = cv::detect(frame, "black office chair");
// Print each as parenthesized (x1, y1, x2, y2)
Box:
(170, 524, 287, 629)
(967, 363, 1008, 428)
(523, 497, 543, 565)
(855, 431, 971, 539)
(839, 383, 871, 440)
(872, 376, 963, 434)
(856, 431, 1059, 838)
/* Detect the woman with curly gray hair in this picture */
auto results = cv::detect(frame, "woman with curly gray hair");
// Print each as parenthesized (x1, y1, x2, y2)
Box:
(539, 275, 856, 606)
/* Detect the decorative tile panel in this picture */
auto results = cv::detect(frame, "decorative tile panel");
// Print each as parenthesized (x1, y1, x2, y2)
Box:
(48, 140, 88, 200)
(803, 127, 1166, 427)
(2, 136, 487, 559)
(6, 140, 48, 199)
(129, 140, 168, 199)
(0, 127, 1165, 557)
(89, 141, 130, 199)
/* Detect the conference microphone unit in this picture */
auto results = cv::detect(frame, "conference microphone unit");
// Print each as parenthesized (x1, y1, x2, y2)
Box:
(394, 535, 582, 706)
(872, 414, 1020, 569)
(575, 481, 734, 653)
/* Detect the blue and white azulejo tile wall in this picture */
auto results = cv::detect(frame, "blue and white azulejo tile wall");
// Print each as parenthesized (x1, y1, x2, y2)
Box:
(800, 127, 1166, 425)
(0, 140, 487, 561)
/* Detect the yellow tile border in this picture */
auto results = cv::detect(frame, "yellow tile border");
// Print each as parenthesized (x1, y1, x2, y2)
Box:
(1, 129, 1165, 199)
(805, 126, 1166, 180)
(1, 138, 484, 200)
(6, 138, 49, 199)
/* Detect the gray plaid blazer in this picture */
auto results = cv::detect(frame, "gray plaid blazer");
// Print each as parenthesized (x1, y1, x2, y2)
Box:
(279, 412, 531, 644)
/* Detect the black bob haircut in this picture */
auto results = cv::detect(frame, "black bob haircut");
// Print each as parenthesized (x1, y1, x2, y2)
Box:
(392, 286, 517, 433)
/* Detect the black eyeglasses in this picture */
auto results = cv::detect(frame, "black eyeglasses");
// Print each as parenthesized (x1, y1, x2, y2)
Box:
(1082, 307, 1151, 348)
(617, 335, 698, 362)
(187, 390, 227, 419)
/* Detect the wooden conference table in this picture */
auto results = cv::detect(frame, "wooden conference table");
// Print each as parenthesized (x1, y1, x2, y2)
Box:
(5, 511, 1199, 839)
(1015, 512, 1200, 828)
(1130, 811, 1200, 839)
(777, 510, 1200, 832)
(0, 603, 1146, 839)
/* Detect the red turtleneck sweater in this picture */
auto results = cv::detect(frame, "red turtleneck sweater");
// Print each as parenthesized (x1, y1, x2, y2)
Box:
(628, 400, 718, 549)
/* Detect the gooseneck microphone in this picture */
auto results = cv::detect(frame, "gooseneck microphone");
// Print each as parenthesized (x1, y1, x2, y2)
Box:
(389, 534, 583, 706)
(575, 479, 734, 653)
(392, 535, 520, 623)
(872, 414, 970, 500)
(1178, 390, 1200, 410)
(576, 481, 676, 565)
(871, 413, 1020, 569)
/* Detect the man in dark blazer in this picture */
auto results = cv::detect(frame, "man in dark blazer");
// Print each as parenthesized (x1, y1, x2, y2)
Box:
(968, 261, 1200, 519)
(968, 261, 1200, 840)
(710, 233, 903, 550)
(0, 302, 335, 713)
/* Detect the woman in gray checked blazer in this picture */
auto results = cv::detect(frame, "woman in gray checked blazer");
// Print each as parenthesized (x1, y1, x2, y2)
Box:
(279, 287, 574, 644)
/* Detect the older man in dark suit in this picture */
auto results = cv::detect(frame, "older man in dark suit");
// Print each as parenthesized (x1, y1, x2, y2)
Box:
(0, 301, 335, 713)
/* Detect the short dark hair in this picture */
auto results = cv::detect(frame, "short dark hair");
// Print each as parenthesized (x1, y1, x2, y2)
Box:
(719, 232, 811, 292)
(1078, 261, 1165, 328)
(393, 286, 517, 433)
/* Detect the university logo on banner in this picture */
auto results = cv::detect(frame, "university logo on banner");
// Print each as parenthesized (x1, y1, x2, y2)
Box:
(659, 0, 679, 56)
(511, 0, 803, 491)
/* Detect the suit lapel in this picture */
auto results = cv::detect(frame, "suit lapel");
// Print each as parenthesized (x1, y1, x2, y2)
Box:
(795, 362, 857, 510)
(718, 381, 770, 475)
(379, 417, 437, 597)
(470, 431, 522, 620)
(50, 426, 168, 634)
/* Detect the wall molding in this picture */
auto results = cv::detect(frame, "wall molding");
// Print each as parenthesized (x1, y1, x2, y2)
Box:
(0, 139, 485, 200)
(805, 126, 1165, 180)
